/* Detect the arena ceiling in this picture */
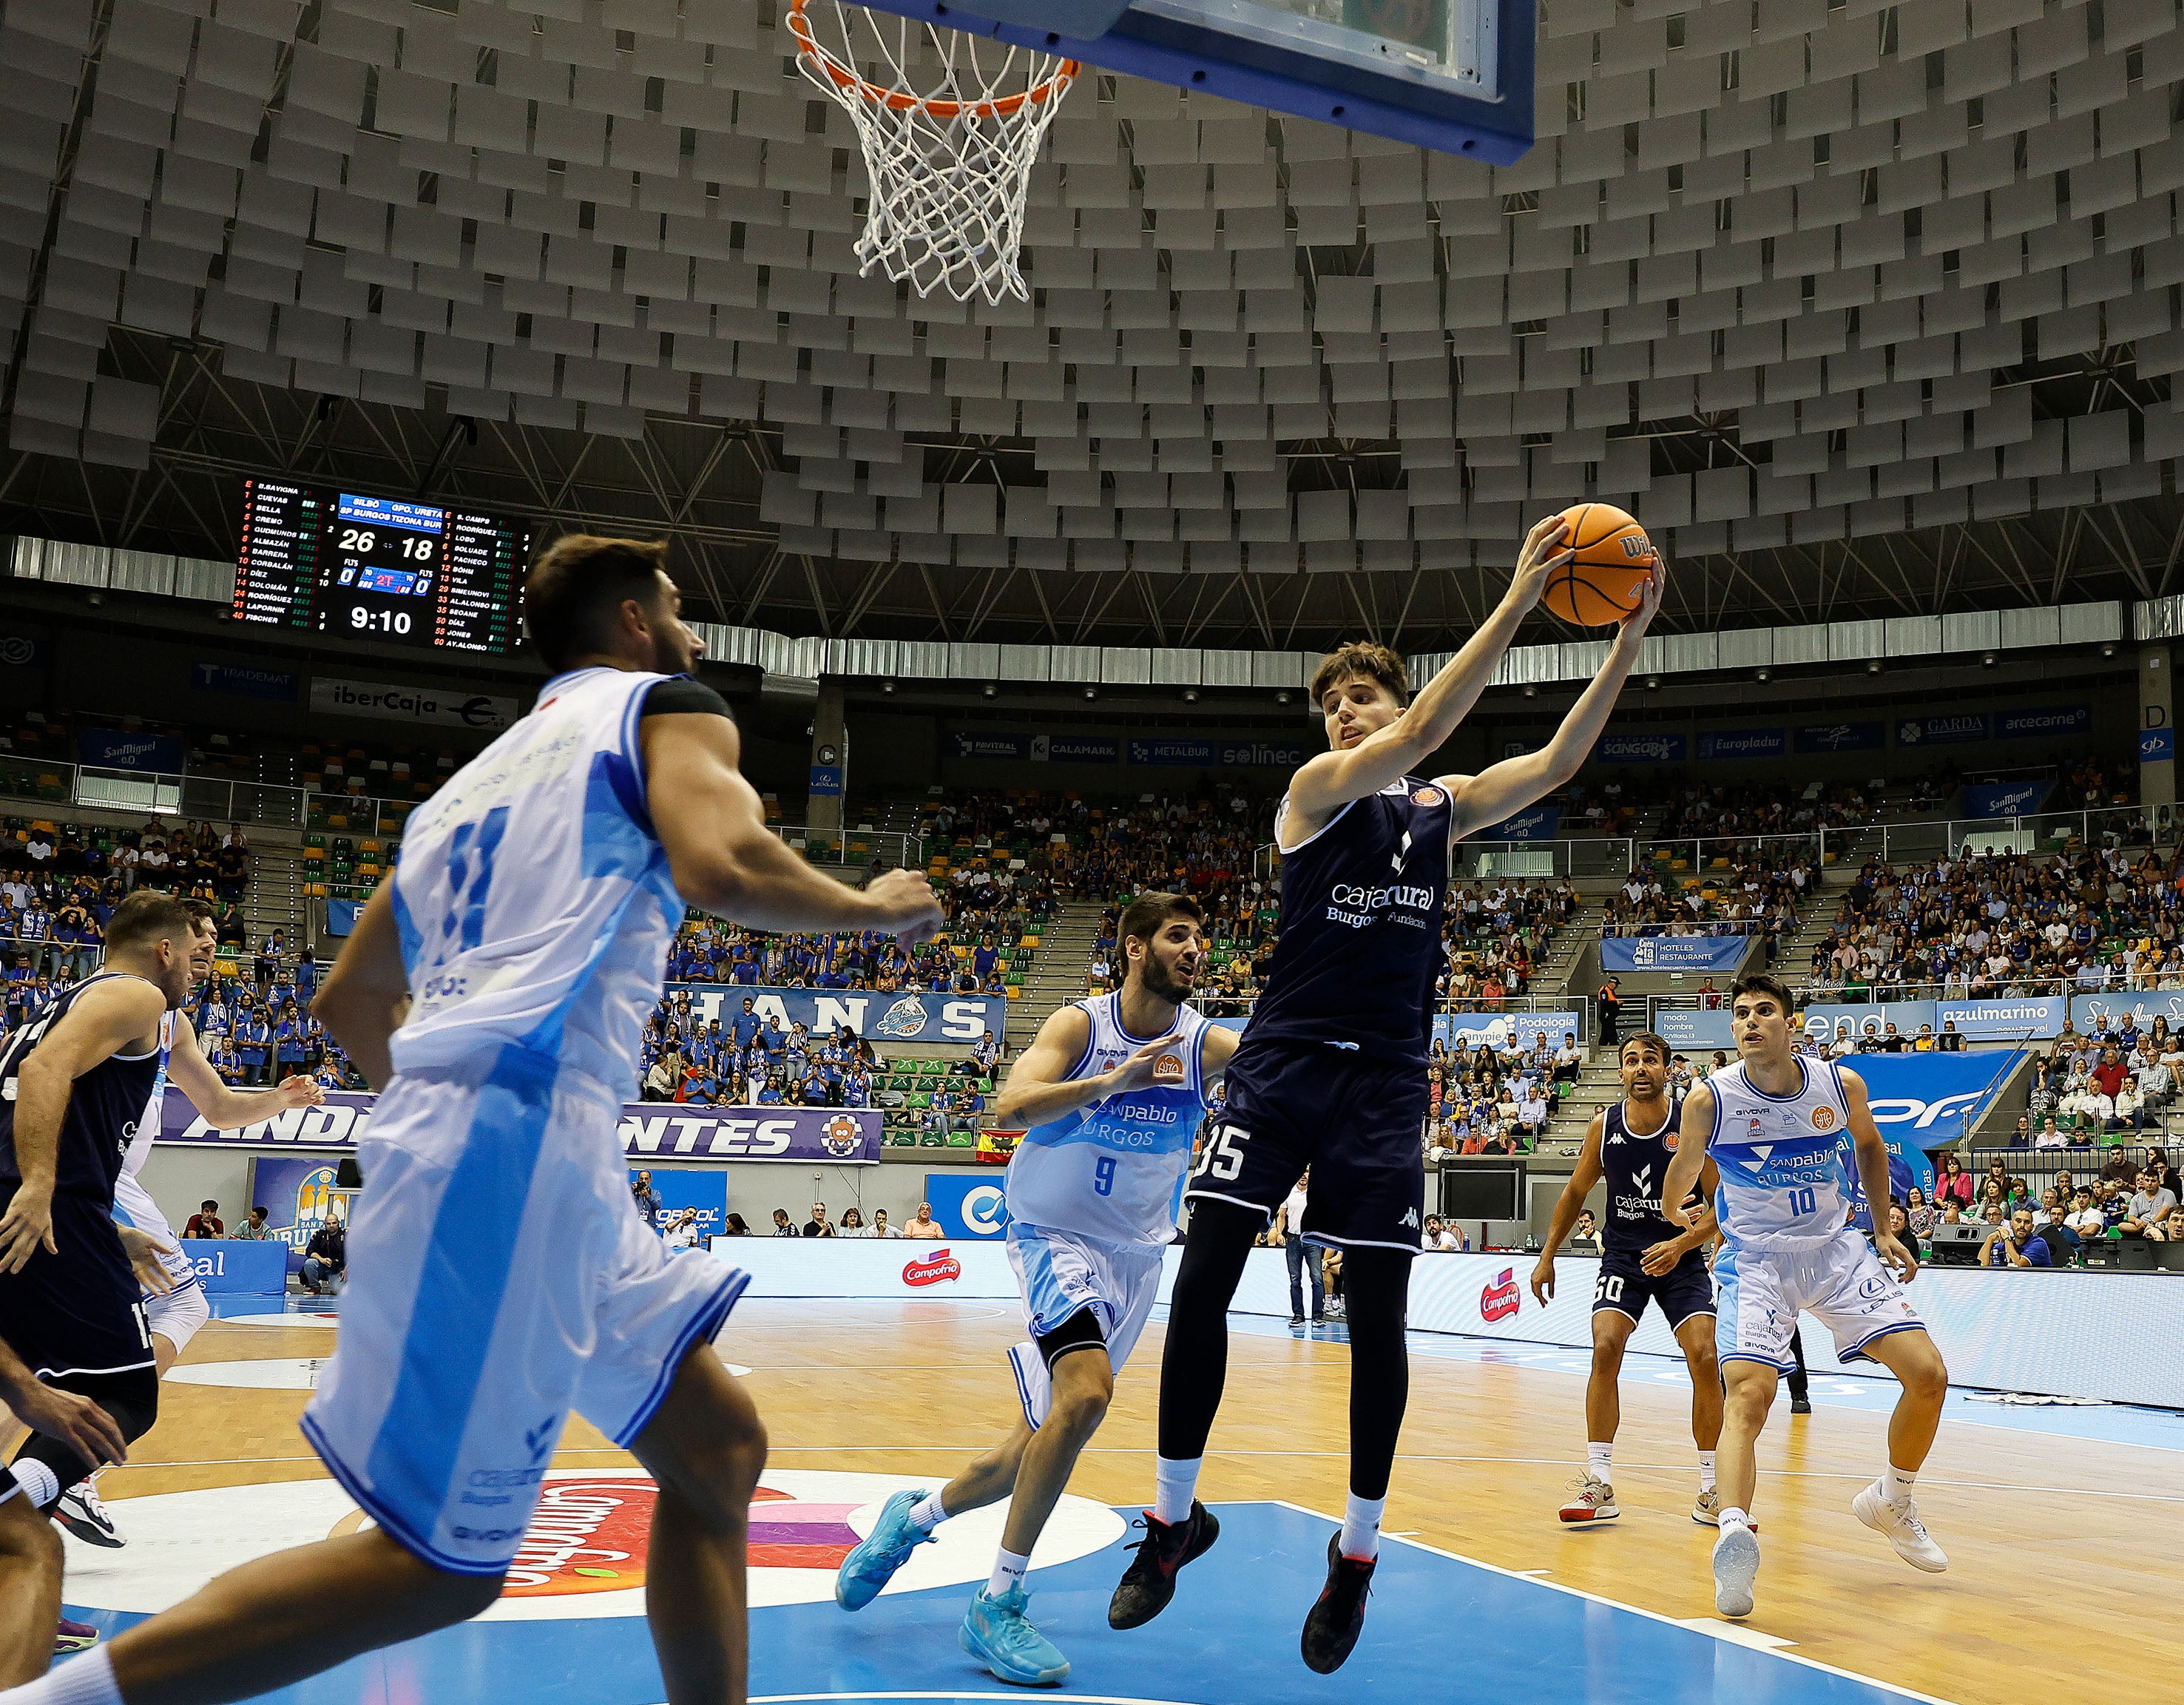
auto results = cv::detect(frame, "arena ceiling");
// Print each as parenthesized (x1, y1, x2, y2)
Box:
(0, 0, 2180, 655)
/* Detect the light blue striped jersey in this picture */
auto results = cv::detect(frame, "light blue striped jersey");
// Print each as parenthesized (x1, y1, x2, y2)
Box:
(1703, 1054, 1857, 1250)
(111, 1011, 176, 1239)
(1005, 993, 1211, 1249)
(388, 666, 686, 1095)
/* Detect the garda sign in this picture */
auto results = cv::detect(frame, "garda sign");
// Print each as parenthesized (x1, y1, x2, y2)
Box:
(164, 1091, 879, 1164)
(1897, 713, 1989, 746)
(667, 983, 1002, 1044)
(923, 1174, 1013, 1239)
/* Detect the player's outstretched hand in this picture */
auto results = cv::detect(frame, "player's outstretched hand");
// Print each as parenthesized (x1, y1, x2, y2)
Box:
(1876, 1231, 1919, 1284)
(1619, 553, 1669, 638)
(1504, 514, 1573, 614)
(8, 1378, 126, 1470)
(1107, 1034, 1186, 1093)
(865, 868, 947, 946)
(0, 1184, 55, 1274)
(1528, 1256, 1555, 1306)
(274, 1073, 327, 1110)
(118, 1223, 180, 1297)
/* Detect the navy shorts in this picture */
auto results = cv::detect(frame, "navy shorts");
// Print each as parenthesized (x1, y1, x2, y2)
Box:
(1186, 1039, 1428, 1255)
(0, 1186, 153, 1381)
(1592, 1247, 1715, 1332)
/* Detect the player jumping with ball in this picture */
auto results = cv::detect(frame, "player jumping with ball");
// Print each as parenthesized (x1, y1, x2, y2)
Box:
(1660, 973, 1950, 1620)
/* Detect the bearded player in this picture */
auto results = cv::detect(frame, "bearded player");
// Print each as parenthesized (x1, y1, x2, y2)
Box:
(1660, 973, 1949, 1620)
(1112, 523, 1664, 1672)
(834, 893, 1235, 1686)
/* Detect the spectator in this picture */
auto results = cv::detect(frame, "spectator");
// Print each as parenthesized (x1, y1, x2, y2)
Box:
(839, 1207, 866, 1235)
(2123, 1169, 2180, 1235)
(1934, 1154, 1973, 1212)
(631, 1170, 663, 1229)
(802, 1201, 835, 1238)
(231, 1206, 274, 1240)
(771, 1209, 798, 1237)
(904, 1201, 945, 1239)
(1981, 1207, 2054, 1268)
(663, 1208, 703, 1251)
(300, 1213, 348, 1293)
(183, 1200, 224, 1239)
(1279, 1169, 1322, 1326)
(2147, 1206, 2184, 1242)
(869, 1208, 902, 1238)
(722, 1213, 751, 1235)
(1569, 1209, 1600, 1252)
(1904, 1186, 1934, 1236)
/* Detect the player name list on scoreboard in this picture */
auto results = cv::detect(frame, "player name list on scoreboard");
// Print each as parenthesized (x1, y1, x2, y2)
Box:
(231, 479, 530, 655)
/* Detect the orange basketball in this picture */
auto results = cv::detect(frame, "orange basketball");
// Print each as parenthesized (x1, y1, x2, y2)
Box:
(1541, 503, 1657, 627)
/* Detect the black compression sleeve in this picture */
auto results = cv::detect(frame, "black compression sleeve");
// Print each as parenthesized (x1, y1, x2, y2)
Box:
(641, 675, 735, 722)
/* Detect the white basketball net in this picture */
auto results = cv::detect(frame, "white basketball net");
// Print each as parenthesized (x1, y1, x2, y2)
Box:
(788, 0, 1077, 306)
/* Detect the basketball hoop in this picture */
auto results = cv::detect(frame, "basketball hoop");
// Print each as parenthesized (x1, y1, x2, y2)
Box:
(788, 0, 1078, 306)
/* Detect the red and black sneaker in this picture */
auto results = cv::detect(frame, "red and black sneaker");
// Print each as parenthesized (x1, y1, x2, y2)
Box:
(1300, 1533, 1376, 1674)
(1107, 1501, 1220, 1630)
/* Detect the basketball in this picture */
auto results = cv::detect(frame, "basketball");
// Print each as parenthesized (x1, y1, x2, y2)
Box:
(1541, 504, 1658, 627)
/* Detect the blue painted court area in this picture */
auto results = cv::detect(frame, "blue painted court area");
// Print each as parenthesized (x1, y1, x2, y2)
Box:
(65, 1503, 1927, 1705)
(1217, 1311, 2184, 1455)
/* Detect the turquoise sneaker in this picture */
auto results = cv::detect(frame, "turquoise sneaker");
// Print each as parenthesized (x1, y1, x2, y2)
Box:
(834, 1488, 936, 1610)
(959, 1584, 1070, 1687)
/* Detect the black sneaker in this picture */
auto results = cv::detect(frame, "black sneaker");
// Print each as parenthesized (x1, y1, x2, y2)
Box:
(1300, 1533, 1376, 1674)
(1791, 1397, 1813, 1415)
(1108, 1501, 1219, 1630)
(1288, 1314, 1305, 1327)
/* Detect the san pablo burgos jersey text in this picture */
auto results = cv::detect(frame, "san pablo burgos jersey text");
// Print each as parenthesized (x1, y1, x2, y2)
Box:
(1600, 1098, 1695, 1257)
(1246, 777, 1453, 1061)
(1703, 1056, 1857, 1250)
(390, 666, 687, 1096)
(0, 973, 166, 1205)
(1007, 993, 1214, 1249)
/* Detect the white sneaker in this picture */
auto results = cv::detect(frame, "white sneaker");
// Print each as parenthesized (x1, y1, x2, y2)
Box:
(1711, 1522, 1759, 1618)
(54, 1478, 124, 1548)
(1558, 1473, 1620, 1525)
(1852, 1483, 1947, 1573)
(1691, 1488, 1722, 1527)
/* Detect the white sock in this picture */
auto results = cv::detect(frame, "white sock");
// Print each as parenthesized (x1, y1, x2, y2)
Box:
(13, 1458, 58, 1510)
(0, 1647, 121, 1705)
(985, 1547, 1030, 1599)
(1882, 1464, 1918, 1506)
(910, 1490, 947, 1533)
(1152, 1456, 1200, 1525)
(1699, 1451, 1717, 1493)
(1717, 1505, 1751, 1533)
(1340, 1492, 1385, 1561)
(1586, 1442, 1613, 1482)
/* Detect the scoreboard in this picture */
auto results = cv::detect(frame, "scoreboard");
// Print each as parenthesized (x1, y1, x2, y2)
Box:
(231, 479, 531, 655)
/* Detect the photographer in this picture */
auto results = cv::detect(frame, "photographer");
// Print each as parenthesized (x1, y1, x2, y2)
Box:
(630, 1169, 663, 1230)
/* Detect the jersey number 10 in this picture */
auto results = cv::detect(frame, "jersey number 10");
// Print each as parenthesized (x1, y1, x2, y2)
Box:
(1789, 1186, 1818, 1217)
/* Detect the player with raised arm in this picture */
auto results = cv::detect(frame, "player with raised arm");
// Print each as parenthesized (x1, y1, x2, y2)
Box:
(51, 901, 326, 1553)
(833, 893, 1237, 1686)
(1660, 972, 1950, 1621)
(1112, 523, 1665, 1673)
(1530, 1031, 1723, 1527)
(9, 536, 943, 1705)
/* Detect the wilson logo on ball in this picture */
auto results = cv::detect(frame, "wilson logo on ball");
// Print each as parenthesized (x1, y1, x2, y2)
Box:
(1543, 502, 1657, 627)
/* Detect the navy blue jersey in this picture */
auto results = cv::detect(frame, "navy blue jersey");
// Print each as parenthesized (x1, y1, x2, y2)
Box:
(1599, 1098, 1693, 1255)
(0, 972, 165, 1205)
(1247, 777, 1453, 1061)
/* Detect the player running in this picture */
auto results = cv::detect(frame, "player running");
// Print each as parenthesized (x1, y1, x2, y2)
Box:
(834, 892, 1235, 1686)
(12, 535, 942, 1705)
(1529, 1031, 1722, 1526)
(47, 902, 326, 1553)
(1660, 973, 1950, 1621)
(1115, 524, 1663, 1672)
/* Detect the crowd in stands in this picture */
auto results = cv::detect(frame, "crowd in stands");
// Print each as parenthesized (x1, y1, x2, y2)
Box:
(1605, 858, 1808, 959)
(1915, 1147, 2184, 1262)
(1653, 780, 1872, 846)
(1420, 1028, 1586, 1157)
(1810, 845, 2184, 999)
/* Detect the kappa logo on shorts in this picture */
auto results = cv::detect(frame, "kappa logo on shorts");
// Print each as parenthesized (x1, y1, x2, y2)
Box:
(1478, 1268, 1522, 1323)
(1811, 1106, 1839, 1131)
(902, 1249, 961, 1287)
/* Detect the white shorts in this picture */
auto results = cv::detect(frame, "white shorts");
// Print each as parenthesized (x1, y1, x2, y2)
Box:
(1715, 1232, 1925, 1372)
(301, 1050, 747, 1576)
(145, 1247, 210, 1354)
(1004, 1221, 1164, 1430)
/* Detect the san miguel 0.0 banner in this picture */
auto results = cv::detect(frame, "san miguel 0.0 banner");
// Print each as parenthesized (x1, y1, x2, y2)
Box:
(162, 1092, 881, 1164)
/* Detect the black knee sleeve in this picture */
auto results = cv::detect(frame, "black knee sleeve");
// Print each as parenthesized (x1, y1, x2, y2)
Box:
(13, 1368, 158, 1496)
(1338, 1248, 1413, 1502)
(1156, 1198, 1262, 1464)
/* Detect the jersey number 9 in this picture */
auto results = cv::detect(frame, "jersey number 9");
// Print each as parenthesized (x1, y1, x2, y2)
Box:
(1093, 1155, 1118, 1196)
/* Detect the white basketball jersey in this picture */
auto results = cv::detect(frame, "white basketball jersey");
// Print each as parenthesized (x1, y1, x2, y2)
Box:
(1703, 1054, 1856, 1250)
(389, 666, 685, 1095)
(111, 1010, 175, 1240)
(1006, 993, 1211, 1249)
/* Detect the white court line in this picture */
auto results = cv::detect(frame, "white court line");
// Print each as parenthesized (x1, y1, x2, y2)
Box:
(1676, 1618, 1799, 1650)
(751, 1695, 1208, 1704)
(1262, 1499, 1964, 1705)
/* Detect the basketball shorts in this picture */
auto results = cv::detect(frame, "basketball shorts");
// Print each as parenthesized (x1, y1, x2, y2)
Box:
(1186, 1038, 1428, 1254)
(1592, 1248, 1714, 1332)
(144, 1245, 210, 1353)
(1714, 1233, 1924, 1372)
(1004, 1221, 1164, 1431)
(0, 1186, 154, 1380)
(300, 1046, 748, 1576)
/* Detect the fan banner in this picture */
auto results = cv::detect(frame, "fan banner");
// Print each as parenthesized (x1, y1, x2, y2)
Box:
(666, 984, 1004, 1044)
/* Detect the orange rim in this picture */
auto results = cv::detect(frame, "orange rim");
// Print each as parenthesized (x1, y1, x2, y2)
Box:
(787, 0, 1078, 119)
